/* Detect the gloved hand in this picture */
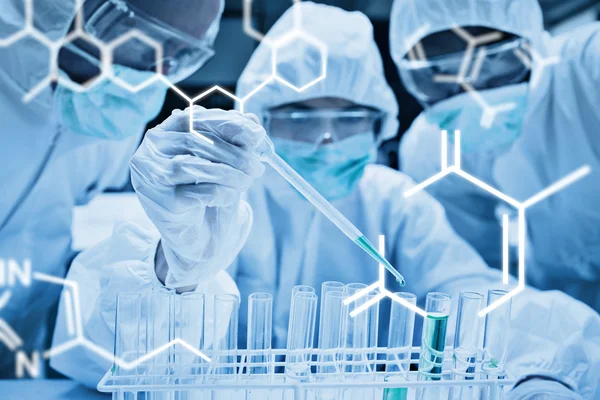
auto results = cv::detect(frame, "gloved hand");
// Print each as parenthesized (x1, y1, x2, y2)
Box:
(131, 106, 266, 288)
(508, 378, 583, 400)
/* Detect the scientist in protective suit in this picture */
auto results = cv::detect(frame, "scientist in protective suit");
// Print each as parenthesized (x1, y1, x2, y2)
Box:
(393, 0, 600, 311)
(0, 0, 231, 379)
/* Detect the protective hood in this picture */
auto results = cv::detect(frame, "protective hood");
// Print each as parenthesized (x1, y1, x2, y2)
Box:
(236, 1, 399, 143)
(0, 0, 76, 108)
(389, 0, 545, 65)
(0, 0, 225, 107)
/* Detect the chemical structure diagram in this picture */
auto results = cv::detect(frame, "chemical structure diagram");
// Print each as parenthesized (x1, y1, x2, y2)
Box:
(0, 0, 329, 378)
(0, 267, 211, 378)
(406, 26, 561, 128)
(346, 25, 581, 319)
(346, 131, 590, 318)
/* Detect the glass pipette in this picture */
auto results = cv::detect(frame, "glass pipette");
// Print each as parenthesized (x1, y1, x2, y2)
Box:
(254, 136, 405, 286)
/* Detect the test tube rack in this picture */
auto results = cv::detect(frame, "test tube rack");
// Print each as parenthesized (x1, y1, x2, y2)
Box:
(98, 346, 515, 399)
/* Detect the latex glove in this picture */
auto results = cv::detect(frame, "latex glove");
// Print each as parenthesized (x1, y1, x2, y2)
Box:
(130, 106, 266, 288)
(508, 378, 583, 400)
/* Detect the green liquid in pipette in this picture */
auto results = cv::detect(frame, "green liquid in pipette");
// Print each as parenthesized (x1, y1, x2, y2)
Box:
(355, 235, 405, 286)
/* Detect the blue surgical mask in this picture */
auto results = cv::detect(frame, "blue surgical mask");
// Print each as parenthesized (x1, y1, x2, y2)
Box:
(54, 44, 168, 140)
(425, 83, 529, 153)
(271, 132, 376, 201)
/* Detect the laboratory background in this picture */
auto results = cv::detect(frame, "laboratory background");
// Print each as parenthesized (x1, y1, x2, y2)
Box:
(1, 0, 600, 399)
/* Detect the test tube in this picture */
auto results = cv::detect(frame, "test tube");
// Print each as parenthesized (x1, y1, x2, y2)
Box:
(342, 284, 371, 400)
(343, 283, 370, 374)
(318, 290, 347, 371)
(292, 285, 316, 296)
(482, 290, 512, 400)
(114, 292, 142, 376)
(318, 281, 345, 350)
(247, 293, 273, 400)
(367, 290, 380, 369)
(450, 292, 484, 400)
(286, 291, 318, 380)
(316, 290, 347, 400)
(418, 292, 450, 380)
(417, 293, 451, 400)
(147, 288, 175, 376)
(176, 293, 206, 400)
(247, 292, 273, 375)
(178, 293, 205, 375)
(212, 294, 239, 375)
(384, 292, 416, 400)
(211, 294, 239, 400)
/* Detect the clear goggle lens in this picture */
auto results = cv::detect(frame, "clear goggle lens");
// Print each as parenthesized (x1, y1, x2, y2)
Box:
(264, 108, 384, 145)
(399, 38, 531, 106)
(85, 0, 215, 81)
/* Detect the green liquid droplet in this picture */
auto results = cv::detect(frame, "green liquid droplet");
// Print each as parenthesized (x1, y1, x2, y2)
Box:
(355, 236, 405, 286)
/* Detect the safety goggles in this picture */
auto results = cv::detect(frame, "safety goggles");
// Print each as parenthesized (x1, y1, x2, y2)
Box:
(398, 38, 530, 106)
(85, 0, 215, 82)
(264, 108, 385, 145)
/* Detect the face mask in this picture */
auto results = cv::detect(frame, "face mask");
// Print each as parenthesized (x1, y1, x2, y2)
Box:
(54, 45, 168, 140)
(271, 132, 376, 201)
(425, 83, 529, 153)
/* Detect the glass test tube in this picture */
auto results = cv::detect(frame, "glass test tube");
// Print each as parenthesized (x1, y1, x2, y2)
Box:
(318, 290, 347, 372)
(318, 281, 345, 350)
(418, 292, 450, 380)
(210, 294, 239, 400)
(212, 294, 239, 376)
(178, 293, 205, 375)
(316, 290, 347, 400)
(343, 283, 370, 374)
(177, 293, 206, 400)
(286, 290, 317, 381)
(417, 293, 451, 400)
(114, 293, 142, 376)
(247, 293, 273, 400)
(482, 290, 512, 400)
(247, 292, 273, 376)
(450, 292, 484, 400)
(147, 288, 176, 376)
(342, 284, 371, 400)
(383, 292, 416, 400)
(292, 285, 316, 295)
(367, 290, 380, 368)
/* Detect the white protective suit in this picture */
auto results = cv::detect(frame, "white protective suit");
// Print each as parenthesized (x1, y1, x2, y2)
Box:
(232, 3, 600, 397)
(0, 0, 234, 385)
(392, 0, 600, 310)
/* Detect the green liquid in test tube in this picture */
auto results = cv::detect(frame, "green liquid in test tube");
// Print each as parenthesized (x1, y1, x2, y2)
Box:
(254, 136, 405, 286)
(417, 293, 451, 400)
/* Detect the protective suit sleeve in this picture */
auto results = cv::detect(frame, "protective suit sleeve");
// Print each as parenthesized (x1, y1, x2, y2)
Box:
(399, 116, 504, 267)
(49, 222, 239, 389)
(389, 177, 600, 398)
(508, 378, 583, 400)
(130, 107, 265, 288)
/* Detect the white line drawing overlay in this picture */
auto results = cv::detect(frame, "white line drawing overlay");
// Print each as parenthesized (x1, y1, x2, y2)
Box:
(406, 130, 589, 317)
(34, 272, 212, 371)
(345, 131, 590, 319)
(344, 235, 429, 319)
